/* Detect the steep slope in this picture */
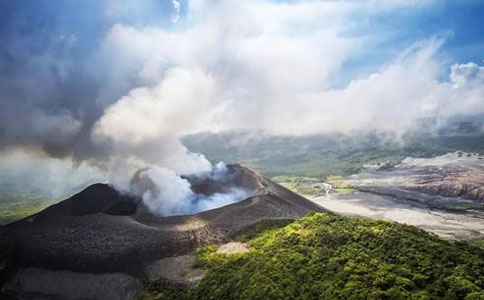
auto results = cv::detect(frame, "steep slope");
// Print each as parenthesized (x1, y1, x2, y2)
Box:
(0, 165, 327, 299)
(142, 213, 484, 300)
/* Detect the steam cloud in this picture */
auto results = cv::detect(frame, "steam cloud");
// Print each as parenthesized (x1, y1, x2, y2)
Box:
(131, 162, 249, 215)
(0, 0, 483, 202)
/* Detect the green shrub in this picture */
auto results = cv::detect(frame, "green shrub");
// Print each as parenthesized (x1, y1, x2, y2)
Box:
(141, 213, 484, 300)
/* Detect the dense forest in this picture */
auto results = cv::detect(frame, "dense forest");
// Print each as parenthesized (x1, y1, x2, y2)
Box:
(141, 213, 484, 300)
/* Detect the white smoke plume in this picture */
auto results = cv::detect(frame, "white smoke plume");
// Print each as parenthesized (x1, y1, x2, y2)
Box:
(90, 67, 215, 195)
(130, 162, 249, 215)
(132, 167, 193, 215)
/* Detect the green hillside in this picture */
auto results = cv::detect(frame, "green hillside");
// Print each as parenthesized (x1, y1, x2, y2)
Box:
(183, 132, 484, 178)
(141, 213, 484, 300)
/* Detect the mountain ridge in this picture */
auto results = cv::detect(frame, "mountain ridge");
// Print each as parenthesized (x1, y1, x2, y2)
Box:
(0, 165, 328, 299)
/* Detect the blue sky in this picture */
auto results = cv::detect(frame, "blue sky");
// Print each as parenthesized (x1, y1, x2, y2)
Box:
(333, 0, 484, 85)
(1, 0, 482, 86)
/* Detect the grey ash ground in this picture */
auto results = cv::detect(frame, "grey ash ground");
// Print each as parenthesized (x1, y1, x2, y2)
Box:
(311, 152, 484, 240)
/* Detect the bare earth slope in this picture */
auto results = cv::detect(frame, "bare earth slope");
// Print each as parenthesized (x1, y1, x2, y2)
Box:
(311, 152, 484, 240)
(351, 151, 484, 213)
(0, 165, 326, 299)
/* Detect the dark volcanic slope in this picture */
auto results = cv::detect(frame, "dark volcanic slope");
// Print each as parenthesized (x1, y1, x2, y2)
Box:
(0, 165, 327, 296)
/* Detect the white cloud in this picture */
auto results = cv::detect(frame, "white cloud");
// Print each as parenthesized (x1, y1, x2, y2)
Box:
(94, 67, 216, 144)
(30, 110, 82, 142)
(6, 0, 477, 207)
(97, 0, 484, 138)
(0, 149, 106, 198)
(91, 0, 484, 187)
(92, 67, 214, 179)
(450, 62, 484, 87)
(172, 0, 181, 23)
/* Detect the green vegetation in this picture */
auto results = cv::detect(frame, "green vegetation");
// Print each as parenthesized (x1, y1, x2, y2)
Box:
(467, 238, 484, 251)
(141, 213, 484, 300)
(183, 132, 484, 178)
(273, 175, 355, 196)
(0, 192, 56, 225)
(140, 279, 188, 300)
(273, 176, 325, 196)
(235, 218, 295, 242)
(447, 203, 484, 213)
(325, 175, 356, 194)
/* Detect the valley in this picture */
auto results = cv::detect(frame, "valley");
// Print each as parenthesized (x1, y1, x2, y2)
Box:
(279, 151, 484, 240)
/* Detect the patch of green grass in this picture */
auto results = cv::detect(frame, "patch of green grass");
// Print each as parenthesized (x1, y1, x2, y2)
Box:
(141, 213, 484, 300)
(272, 176, 320, 183)
(325, 175, 356, 194)
(273, 176, 325, 196)
(139, 279, 189, 300)
(235, 219, 295, 242)
(0, 205, 42, 224)
(332, 187, 356, 194)
(0, 193, 56, 225)
(274, 175, 356, 196)
(467, 238, 484, 251)
(446, 202, 484, 212)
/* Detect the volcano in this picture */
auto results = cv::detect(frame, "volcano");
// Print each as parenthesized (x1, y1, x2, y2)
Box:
(0, 165, 327, 299)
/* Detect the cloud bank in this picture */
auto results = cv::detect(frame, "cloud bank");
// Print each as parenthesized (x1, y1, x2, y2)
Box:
(0, 0, 483, 198)
(93, 0, 484, 140)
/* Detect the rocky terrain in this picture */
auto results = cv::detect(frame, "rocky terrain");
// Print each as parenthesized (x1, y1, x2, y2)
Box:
(351, 151, 484, 213)
(0, 165, 326, 300)
(400, 153, 484, 201)
(310, 151, 484, 240)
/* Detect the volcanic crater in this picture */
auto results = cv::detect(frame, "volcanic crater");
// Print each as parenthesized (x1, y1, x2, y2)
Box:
(0, 164, 327, 299)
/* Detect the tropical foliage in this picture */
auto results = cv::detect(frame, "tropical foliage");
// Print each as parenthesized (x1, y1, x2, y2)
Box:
(141, 213, 484, 300)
